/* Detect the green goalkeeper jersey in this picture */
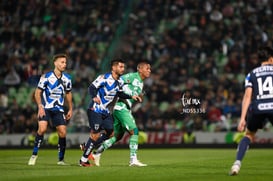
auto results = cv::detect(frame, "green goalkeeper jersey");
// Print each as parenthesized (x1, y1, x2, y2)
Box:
(114, 72, 143, 111)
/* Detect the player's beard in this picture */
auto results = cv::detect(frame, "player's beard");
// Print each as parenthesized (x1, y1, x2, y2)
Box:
(117, 70, 124, 77)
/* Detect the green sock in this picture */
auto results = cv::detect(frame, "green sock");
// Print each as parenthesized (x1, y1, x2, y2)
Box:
(102, 136, 117, 150)
(129, 135, 138, 158)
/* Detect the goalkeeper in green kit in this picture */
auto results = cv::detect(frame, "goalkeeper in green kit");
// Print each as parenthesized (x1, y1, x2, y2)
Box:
(87, 60, 151, 166)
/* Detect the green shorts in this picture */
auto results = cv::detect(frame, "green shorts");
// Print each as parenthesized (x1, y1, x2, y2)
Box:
(112, 109, 136, 134)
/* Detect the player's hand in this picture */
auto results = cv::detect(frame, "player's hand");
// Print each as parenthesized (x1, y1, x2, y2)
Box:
(237, 118, 246, 132)
(93, 97, 101, 104)
(65, 109, 73, 121)
(37, 105, 46, 118)
(132, 95, 142, 102)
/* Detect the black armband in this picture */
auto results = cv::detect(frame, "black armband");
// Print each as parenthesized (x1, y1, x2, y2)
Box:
(117, 91, 131, 99)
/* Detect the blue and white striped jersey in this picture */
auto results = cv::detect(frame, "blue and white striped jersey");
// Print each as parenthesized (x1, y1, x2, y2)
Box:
(37, 71, 72, 112)
(245, 64, 273, 113)
(89, 73, 124, 114)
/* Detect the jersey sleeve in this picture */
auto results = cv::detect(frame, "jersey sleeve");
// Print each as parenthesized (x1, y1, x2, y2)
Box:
(92, 74, 105, 88)
(64, 73, 72, 92)
(37, 74, 47, 90)
(245, 73, 253, 88)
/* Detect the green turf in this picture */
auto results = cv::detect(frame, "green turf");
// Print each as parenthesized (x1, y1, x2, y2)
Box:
(0, 148, 272, 181)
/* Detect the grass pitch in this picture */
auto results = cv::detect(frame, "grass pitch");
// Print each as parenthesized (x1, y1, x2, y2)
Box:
(0, 148, 272, 181)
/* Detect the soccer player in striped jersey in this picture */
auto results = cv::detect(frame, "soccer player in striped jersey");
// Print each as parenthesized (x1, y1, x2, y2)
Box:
(28, 53, 73, 165)
(91, 61, 151, 167)
(230, 46, 273, 175)
(79, 59, 142, 167)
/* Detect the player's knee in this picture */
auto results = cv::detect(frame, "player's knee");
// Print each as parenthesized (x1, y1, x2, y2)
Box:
(37, 128, 47, 135)
(245, 134, 255, 142)
(90, 134, 100, 141)
(37, 123, 48, 134)
(90, 132, 101, 141)
(57, 131, 66, 138)
(245, 130, 256, 142)
(56, 126, 67, 138)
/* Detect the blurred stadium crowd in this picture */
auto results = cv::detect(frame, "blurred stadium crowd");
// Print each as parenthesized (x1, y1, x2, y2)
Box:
(1, 0, 273, 134)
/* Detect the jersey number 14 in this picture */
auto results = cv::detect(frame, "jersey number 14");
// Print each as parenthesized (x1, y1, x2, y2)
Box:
(257, 76, 273, 95)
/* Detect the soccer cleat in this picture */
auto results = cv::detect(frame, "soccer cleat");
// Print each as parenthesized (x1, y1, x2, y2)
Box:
(92, 153, 101, 166)
(57, 160, 70, 166)
(79, 160, 92, 167)
(229, 160, 241, 176)
(129, 159, 147, 167)
(28, 155, 38, 165)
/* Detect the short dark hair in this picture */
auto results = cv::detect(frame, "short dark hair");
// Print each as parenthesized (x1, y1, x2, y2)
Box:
(137, 60, 150, 70)
(258, 46, 273, 62)
(53, 53, 67, 62)
(110, 58, 125, 67)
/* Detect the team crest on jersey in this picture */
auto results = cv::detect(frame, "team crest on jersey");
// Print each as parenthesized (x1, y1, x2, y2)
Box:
(48, 77, 56, 84)
(94, 124, 99, 130)
(106, 79, 115, 86)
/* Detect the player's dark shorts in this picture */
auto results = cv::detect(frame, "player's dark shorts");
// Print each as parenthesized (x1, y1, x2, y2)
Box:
(87, 109, 113, 133)
(246, 111, 273, 132)
(38, 109, 66, 127)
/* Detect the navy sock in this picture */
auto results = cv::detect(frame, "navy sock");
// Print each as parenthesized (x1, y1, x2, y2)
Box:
(32, 133, 43, 155)
(236, 136, 251, 161)
(95, 133, 108, 146)
(83, 137, 94, 158)
(58, 137, 66, 161)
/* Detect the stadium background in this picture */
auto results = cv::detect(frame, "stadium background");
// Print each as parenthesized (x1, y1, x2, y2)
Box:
(0, 0, 273, 146)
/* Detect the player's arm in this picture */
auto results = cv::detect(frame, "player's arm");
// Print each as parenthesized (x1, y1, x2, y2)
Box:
(89, 74, 108, 104)
(34, 88, 43, 108)
(117, 91, 142, 102)
(65, 91, 73, 120)
(34, 88, 45, 118)
(35, 74, 46, 109)
(238, 87, 252, 132)
(89, 83, 100, 104)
